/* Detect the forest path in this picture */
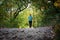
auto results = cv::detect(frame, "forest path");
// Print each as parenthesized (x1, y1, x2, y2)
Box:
(0, 27, 54, 40)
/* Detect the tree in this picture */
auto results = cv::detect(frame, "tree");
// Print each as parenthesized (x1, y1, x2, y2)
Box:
(0, 0, 31, 28)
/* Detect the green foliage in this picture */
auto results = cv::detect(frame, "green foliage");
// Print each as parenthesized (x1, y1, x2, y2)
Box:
(0, 0, 60, 29)
(54, 24, 60, 40)
(16, 8, 33, 28)
(0, 0, 30, 28)
(31, 0, 47, 9)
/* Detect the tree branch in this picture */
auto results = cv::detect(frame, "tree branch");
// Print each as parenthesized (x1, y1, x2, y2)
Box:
(13, 7, 27, 19)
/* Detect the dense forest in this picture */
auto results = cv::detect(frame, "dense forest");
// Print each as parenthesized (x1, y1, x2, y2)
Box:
(0, 0, 60, 40)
